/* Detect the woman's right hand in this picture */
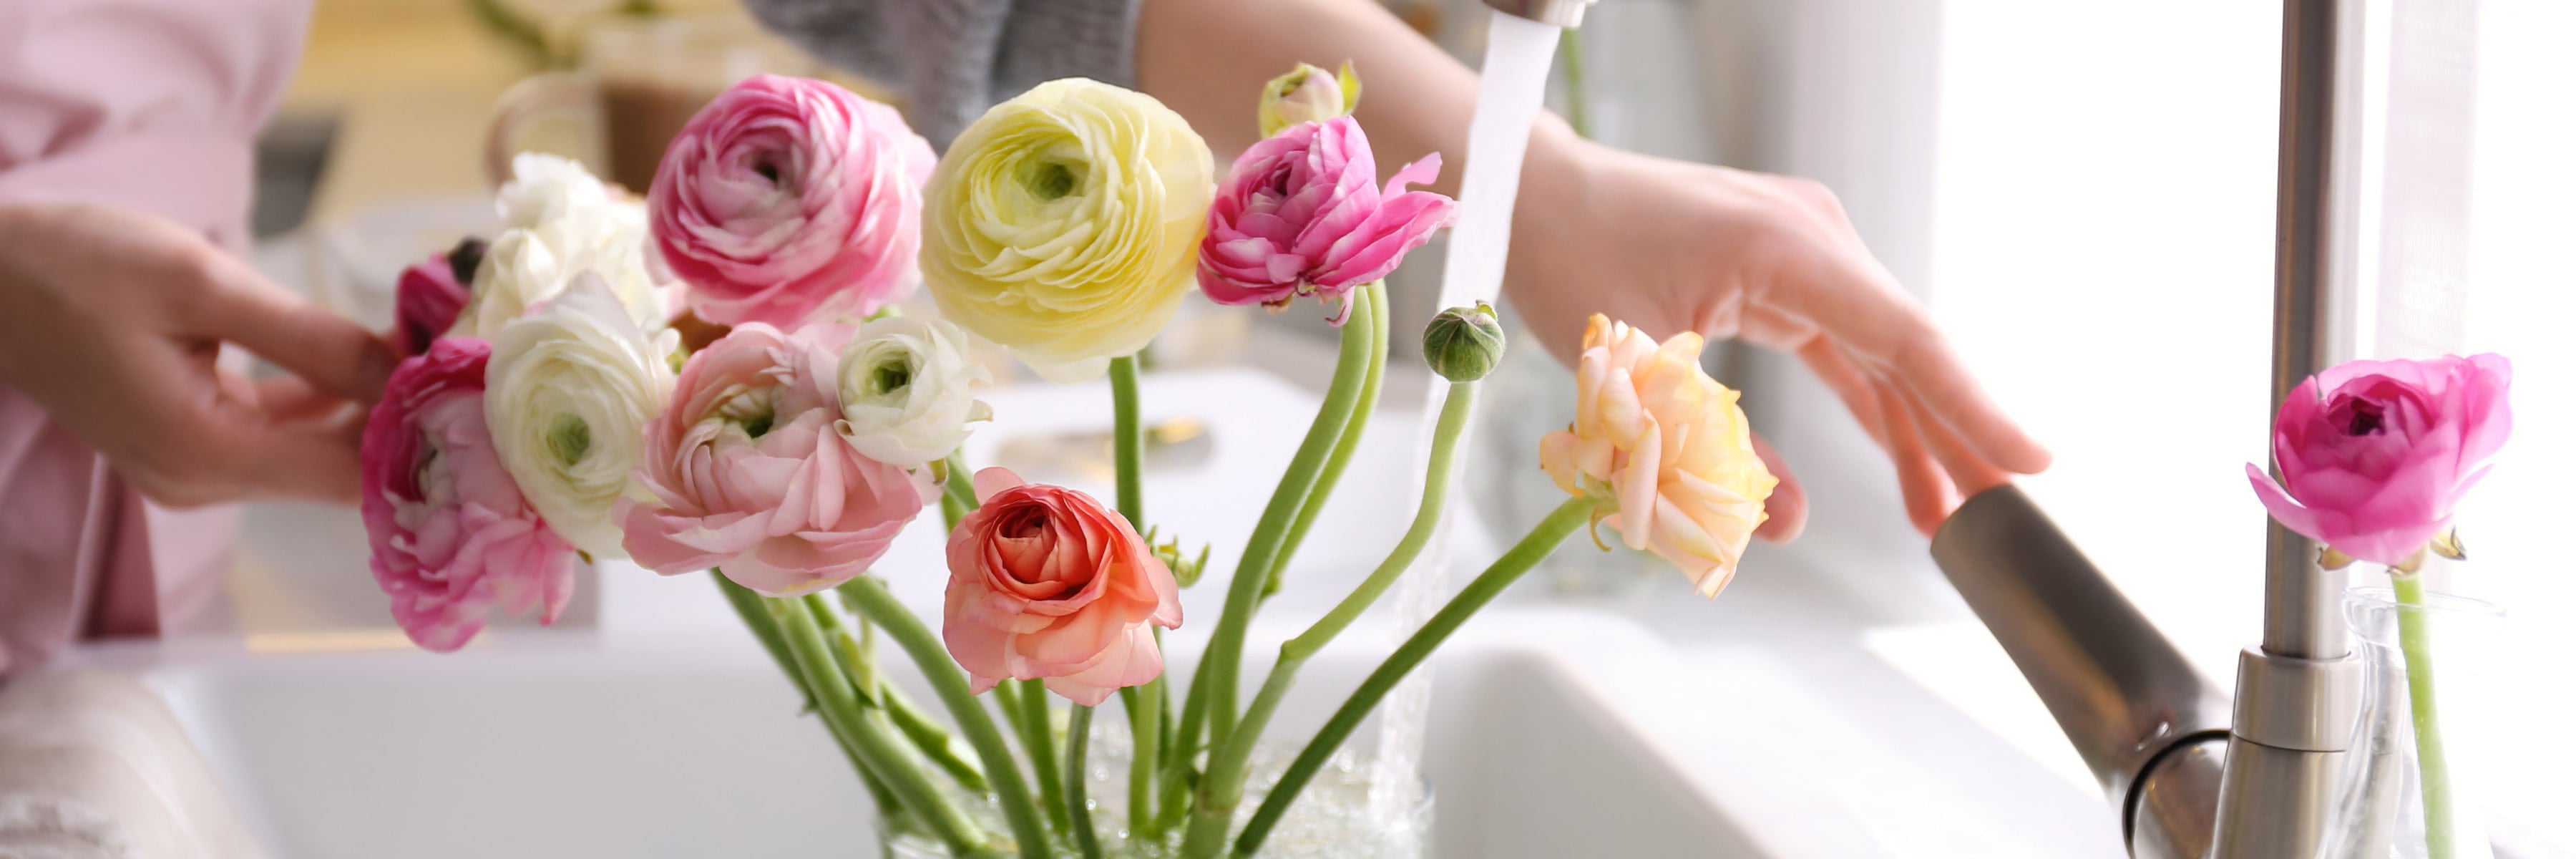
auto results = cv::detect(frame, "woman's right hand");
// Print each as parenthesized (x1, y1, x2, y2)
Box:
(0, 203, 397, 506)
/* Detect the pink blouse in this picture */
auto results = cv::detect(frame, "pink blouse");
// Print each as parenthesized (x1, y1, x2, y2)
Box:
(0, 0, 313, 675)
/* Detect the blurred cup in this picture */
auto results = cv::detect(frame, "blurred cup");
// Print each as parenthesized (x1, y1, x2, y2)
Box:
(482, 13, 816, 193)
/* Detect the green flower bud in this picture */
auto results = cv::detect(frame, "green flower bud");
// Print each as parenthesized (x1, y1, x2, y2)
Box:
(1423, 302, 1506, 382)
(1257, 62, 1363, 137)
(1143, 525, 1211, 588)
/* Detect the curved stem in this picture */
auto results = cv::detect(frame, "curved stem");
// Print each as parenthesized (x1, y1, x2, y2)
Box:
(836, 577, 1052, 859)
(715, 574, 901, 815)
(1268, 280, 1390, 597)
(1020, 680, 1072, 835)
(1158, 655, 1216, 833)
(1230, 497, 1600, 858)
(1179, 380, 1476, 855)
(1125, 666, 1162, 833)
(1199, 285, 1380, 753)
(940, 450, 977, 531)
(1065, 705, 1104, 859)
(2393, 573, 2456, 859)
(772, 597, 994, 857)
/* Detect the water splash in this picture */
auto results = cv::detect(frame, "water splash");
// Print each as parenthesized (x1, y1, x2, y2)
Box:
(1369, 7, 1563, 839)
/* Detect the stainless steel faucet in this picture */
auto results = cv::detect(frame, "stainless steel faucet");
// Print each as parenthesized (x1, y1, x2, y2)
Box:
(1929, 1, 2463, 857)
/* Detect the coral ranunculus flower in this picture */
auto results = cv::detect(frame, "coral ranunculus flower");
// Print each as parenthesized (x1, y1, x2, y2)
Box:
(2248, 354, 2513, 566)
(919, 78, 1214, 382)
(649, 74, 934, 331)
(1196, 116, 1453, 324)
(1540, 316, 1777, 597)
(942, 467, 1181, 707)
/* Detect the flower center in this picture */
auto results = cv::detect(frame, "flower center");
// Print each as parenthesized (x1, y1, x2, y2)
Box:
(752, 159, 781, 184)
(718, 387, 781, 439)
(2341, 400, 2386, 436)
(545, 414, 592, 467)
(867, 356, 914, 398)
(1021, 160, 1081, 201)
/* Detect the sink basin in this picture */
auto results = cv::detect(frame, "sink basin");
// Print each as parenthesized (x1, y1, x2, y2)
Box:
(62, 607, 1753, 858)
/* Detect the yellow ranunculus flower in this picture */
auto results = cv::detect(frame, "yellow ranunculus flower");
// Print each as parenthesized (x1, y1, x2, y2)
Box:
(920, 78, 1214, 382)
(1539, 316, 1777, 597)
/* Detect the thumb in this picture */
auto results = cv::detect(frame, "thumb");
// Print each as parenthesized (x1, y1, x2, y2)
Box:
(187, 252, 399, 403)
(1751, 431, 1807, 543)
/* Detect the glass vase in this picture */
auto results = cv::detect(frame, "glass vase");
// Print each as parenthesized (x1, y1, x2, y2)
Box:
(874, 718, 1433, 859)
(2320, 584, 2507, 859)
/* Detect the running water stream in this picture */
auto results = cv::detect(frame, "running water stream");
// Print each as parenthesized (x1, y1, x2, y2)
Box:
(1367, 9, 1564, 844)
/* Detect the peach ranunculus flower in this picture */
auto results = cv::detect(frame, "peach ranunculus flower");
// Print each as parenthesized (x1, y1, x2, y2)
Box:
(1540, 316, 1778, 597)
(942, 467, 1181, 706)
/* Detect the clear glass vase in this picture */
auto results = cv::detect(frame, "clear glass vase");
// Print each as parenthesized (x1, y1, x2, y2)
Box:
(874, 718, 1433, 859)
(2321, 584, 2507, 859)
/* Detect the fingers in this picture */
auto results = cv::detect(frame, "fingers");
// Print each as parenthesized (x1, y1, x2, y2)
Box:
(1873, 378, 1958, 538)
(1890, 382, 2016, 501)
(1765, 246, 2051, 477)
(254, 376, 358, 422)
(182, 249, 397, 404)
(1796, 339, 1892, 451)
(230, 417, 368, 505)
(1750, 431, 1806, 543)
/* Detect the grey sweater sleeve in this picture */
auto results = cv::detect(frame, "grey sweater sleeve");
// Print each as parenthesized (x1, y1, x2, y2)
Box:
(742, 0, 1143, 148)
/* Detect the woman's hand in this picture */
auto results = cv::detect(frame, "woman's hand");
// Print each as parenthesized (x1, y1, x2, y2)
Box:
(1510, 136, 2050, 539)
(0, 203, 396, 506)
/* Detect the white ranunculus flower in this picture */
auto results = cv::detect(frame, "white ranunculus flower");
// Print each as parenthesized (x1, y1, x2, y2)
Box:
(835, 316, 993, 468)
(485, 273, 677, 558)
(451, 205, 668, 338)
(497, 152, 613, 229)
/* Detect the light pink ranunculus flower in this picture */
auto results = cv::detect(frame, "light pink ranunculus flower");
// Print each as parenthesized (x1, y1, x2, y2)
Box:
(943, 467, 1181, 707)
(394, 250, 472, 357)
(2248, 354, 2513, 566)
(648, 74, 934, 331)
(1196, 116, 1455, 324)
(361, 336, 577, 651)
(618, 323, 927, 596)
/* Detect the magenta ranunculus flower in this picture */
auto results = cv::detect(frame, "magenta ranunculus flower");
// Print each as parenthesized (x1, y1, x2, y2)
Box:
(647, 74, 934, 331)
(943, 467, 1181, 707)
(617, 323, 928, 596)
(2248, 354, 2513, 566)
(361, 336, 577, 651)
(1196, 116, 1455, 324)
(393, 250, 472, 357)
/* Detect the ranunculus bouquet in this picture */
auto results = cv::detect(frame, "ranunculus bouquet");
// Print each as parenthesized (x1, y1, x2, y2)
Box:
(361, 67, 1777, 858)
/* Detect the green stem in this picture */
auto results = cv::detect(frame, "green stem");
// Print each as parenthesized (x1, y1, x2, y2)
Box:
(1125, 658, 1163, 834)
(1557, 29, 1594, 140)
(1066, 705, 1104, 859)
(772, 598, 994, 858)
(836, 577, 1053, 859)
(1198, 285, 1380, 754)
(1268, 280, 1390, 597)
(1109, 354, 1145, 525)
(715, 574, 902, 815)
(1178, 381, 1476, 855)
(1158, 658, 1210, 833)
(1020, 679, 1073, 835)
(1231, 497, 1600, 858)
(2393, 572, 2456, 859)
(941, 450, 977, 531)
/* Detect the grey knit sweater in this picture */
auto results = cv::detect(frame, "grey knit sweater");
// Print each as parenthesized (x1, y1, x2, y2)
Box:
(743, 0, 1143, 148)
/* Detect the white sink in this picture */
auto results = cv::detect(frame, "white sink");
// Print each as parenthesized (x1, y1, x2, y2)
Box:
(64, 607, 1755, 858)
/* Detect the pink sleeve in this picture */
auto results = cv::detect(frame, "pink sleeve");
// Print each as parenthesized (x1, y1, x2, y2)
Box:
(0, 0, 312, 676)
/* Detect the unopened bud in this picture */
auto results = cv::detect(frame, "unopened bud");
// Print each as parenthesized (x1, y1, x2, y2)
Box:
(1258, 62, 1362, 137)
(1423, 302, 1506, 382)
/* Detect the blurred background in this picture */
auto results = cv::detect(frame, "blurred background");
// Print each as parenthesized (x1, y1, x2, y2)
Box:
(233, 0, 2572, 853)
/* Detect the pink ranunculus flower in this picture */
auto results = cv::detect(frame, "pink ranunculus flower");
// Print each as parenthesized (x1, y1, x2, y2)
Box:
(360, 336, 577, 651)
(393, 250, 472, 357)
(1196, 116, 1455, 324)
(2248, 354, 2513, 566)
(943, 467, 1182, 707)
(618, 323, 928, 596)
(648, 74, 935, 331)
